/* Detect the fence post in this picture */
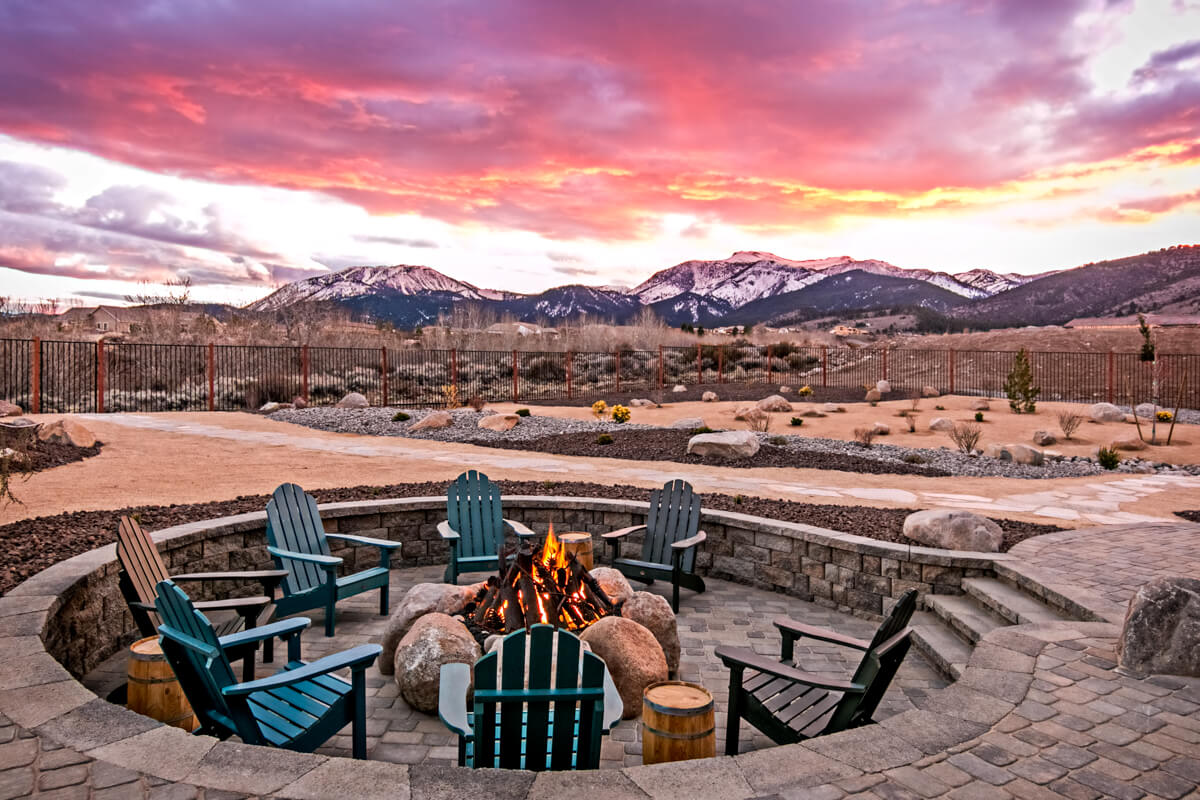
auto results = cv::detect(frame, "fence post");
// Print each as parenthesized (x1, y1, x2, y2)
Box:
(658, 346, 664, 390)
(301, 344, 310, 403)
(883, 348, 889, 382)
(31, 337, 41, 414)
(767, 345, 773, 385)
(1106, 351, 1114, 404)
(207, 342, 215, 411)
(96, 339, 106, 413)
(718, 346, 724, 384)
(949, 350, 956, 394)
(696, 343, 702, 384)
(566, 351, 573, 399)
(381, 347, 389, 406)
(512, 350, 518, 402)
(614, 351, 621, 392)
(451, 349, 459, 397)
(821, 346, 828, 388)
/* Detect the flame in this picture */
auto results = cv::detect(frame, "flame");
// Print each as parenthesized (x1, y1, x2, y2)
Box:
(540, 523, 567, 571)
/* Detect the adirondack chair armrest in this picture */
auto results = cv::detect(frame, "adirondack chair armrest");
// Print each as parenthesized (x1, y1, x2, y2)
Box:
(504, 519, 536, 538)
(326, 533, 402, 551)
(601, 525, 645, 540)
(223, 644, 382, 697)
(437, 662, 472, 738)
(670, 530, 707, 553)
(193, 596, 272, 614)
(170, 569, 289, 587)
(159, 626, 222, 661)
(773, 617, 871, 651)
(436, 520, 460, 541)
(267, 546, 342, 568)
(218, 617, 311, 662)
(130, 600, 156, 612)
(715, 646, 867, 694)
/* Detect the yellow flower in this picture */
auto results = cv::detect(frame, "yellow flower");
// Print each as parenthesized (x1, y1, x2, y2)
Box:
(591, 400, 608, 419)
(611, 405, 631, 424)
(1156, 410, 1173, 422)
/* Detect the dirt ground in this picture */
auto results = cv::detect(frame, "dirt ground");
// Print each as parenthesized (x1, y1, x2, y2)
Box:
(892, 326, 1200, 353)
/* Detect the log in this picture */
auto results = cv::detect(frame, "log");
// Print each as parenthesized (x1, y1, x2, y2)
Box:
(499, 582, 521, 633)
(518, 571, 542, 628)
(574, 562, 614, 611)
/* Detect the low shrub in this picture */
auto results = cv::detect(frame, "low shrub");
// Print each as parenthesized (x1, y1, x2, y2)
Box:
(768, 435, 788, 446)
(1156, 410, 1173, 422)
(949, 422, 983, 453)
(1097, 446, 1120, 470)
(611, 405, 631, 423)
(691, 426, 714, 434)
(974, 411, 985, 422)
(797, 385, 813, 397)
(790, 417, 804, 427)
(853, 426, 878, 448)
(902, 452, 927, 464)
(935, 404, 945, 410)
(467, 395, 486, 412)
(591, 400, 608, 419)
(515, 408, 531, 417)
(905, 414, 917, 433)
(392, 411, 410, 422)
(1057, 410, 1084, 440)
(596, 433, 613, 445)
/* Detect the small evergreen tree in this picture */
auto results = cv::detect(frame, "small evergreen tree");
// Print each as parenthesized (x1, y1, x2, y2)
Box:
(1137, 313, 1155, 362)
(1004, 348, 1040, 413)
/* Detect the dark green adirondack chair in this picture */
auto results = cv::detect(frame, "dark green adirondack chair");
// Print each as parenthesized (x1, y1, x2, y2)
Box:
(438, 470, 535, 584)
(116, 515, 287, 681)
(266, 483, 401, 636)
(154, 580, 381, 758)
(715, 589, 918, 754)
(438, 624, 622, 770)
(602, 479, 707, 612)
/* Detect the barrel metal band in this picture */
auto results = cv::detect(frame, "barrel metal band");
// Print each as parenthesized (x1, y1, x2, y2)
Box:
(643, 724, 715, 741)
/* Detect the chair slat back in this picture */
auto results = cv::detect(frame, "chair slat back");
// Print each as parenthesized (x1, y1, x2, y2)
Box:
(117, 516, 170, 611)
(154, 580, 240, 732)
(266, 483, 331, 595)
(643, 479, 701, 571)
(446, 471, 505, 560)
(866, 590, 918, 651)
(849, 627, 912, 727)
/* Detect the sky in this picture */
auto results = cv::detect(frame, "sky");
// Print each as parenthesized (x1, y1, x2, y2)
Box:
(0, 0, 1198, 308)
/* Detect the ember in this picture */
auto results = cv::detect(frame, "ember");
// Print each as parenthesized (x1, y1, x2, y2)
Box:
(462, 525, 615, 634)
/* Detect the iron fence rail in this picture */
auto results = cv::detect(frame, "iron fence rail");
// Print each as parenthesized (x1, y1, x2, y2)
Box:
(1, 338, 1197, 413)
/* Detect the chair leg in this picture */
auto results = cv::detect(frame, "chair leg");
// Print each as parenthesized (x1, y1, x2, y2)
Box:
(671, 564, 681, 614)
(352, 668, 367, 759)
(241, 650, 256, 682)
(263, 637, 274, 664)
(325, 592, 336, 637)
(725, 667, 744, 756)
(379, 583, 389, 616)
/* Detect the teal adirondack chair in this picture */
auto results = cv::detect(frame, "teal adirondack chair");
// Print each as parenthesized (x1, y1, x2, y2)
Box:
(602, 479, 707, 612)
(437, 470, 535, 584)
(154, 580, 381, 758)
(266, 483, 401, 636)
(438, 625, 622, 770)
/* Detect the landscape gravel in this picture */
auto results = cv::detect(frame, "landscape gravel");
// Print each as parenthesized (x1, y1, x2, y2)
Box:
(271, 406, 1200, 479)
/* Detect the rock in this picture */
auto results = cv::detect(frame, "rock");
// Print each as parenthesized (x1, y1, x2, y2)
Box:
(336, 391, 369, 409)
(1117, 577, 1200, 677)
(258, 401, 289, 413)
(393, 613, 481, 713)
(629, 399, 655, 408)
(983, 443, 1044, 466)
(588, 568, 633, 605)
(903, 509, 1003, 552)
(477, 413, 520, 431)
(1090, 402, 1126, 423)
(380, 583, 480, 675)
(800, 410, 826, 418)
(1032, 430, 1057, 447)
(876, 380, 891, 394)
(0, 401, 22, 417)
(36, 418, 96, 448)
(1134, 403, 1162, 418)
(670, 417, 705, 430)
(620, 592, 680, 675)
(291, 396, 308, 409)
(969, 398, 990, 411)
(779, 386, 792, 393)
(1110, 437, 1146, 452)
(672, 384, 687, 393)
(579, 617, 668, 719)
(822, 403, 845, 413)
(701, 391, 719, 402)
(929, 417, 956, 432)
(687, 430, 761, 459)
(411, 411, 453, 431)
(921, 386, 940, 398)
(872, 422, 890, 436)
(865, 389, 882, 403)
(756, 394, 792, 412)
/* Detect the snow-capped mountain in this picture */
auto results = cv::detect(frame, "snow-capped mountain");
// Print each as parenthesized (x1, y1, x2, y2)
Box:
(952, 269, 1037, 296)
(248, 265, 503, 311)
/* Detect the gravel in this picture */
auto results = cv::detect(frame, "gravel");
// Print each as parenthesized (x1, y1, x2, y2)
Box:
(270, 406, 1200, 479)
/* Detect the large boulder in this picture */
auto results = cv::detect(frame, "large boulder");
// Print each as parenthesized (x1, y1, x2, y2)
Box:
(411, 411, 453, 431)
(1134, 403, 1162, 418)
(876, 380, 891, 394)
(929, 417, 956, 433)
(921, 386, 941, 398)
(393, 613, 481, 712)
(579, 616, 668, 719)
(1090, 402, 1125, 423)
(969, 398, 990, 411)
(477, 413, 520, 431)
(872, 422, 890, 436)
(864, 389, 882, 403)
(588, 568, 633, 605)
(1032, 430, 1057, 446)
(778, 386, 792, 394)
(337, 392, 369, 409)
(670, 417, 705, 430)
(620, 592, 680, 675)
(629, 399, 656, 408)
(822, 403, 846, 413)
(1117, 577, 1200, 677)
(903, 509, 1003, 553)
(756, 395, 792, 412)
(380, 583, 481, 675)
(0, 401, 22, 417)
(687, 430, 760, 459)
(983, 443, 1044, 466)
(37, 418, 96, 448)
(1110, 437, 1146, 452)
(701, 391, 719, 402)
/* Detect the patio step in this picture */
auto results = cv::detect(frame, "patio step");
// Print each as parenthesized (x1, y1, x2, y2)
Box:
(924, 593, 1009, 645)
(910, 611, 971, 682)
(962, 577, 1075, 625)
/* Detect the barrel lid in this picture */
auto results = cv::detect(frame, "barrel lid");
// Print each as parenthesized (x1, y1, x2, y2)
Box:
(644, 681, 712, 709)
(130, 636, 163, 657)
(557, 532, 591, 541)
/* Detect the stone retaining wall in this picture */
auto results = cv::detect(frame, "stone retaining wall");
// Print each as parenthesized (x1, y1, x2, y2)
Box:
(27, 496, 1006, 679)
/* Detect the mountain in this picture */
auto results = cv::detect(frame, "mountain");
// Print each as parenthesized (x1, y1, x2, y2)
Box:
(502, 285, 641, 323)
(248, 265, 502, 312)
(952, 269, 1037, 296)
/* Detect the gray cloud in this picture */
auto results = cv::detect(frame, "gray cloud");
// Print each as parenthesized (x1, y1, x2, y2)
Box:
(354, 234, 440, 249)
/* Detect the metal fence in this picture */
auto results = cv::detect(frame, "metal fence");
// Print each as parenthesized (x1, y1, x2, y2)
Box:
(2, 338, 1198, 412)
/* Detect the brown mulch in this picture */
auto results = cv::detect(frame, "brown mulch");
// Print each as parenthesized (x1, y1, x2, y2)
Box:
(462, 429, 950, 477)
(0, 480, 1061, 597)
(1175, 510, 1200, 523)
(26, 440, 104, 473)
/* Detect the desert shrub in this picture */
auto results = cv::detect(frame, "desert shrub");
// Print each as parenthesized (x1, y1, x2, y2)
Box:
(243, 374, 294, 408)
(591, 400, 608, 419)
(1, 439, 33, 507)
(596, 433, 613, 445)
(935, 404, 945, 410)
(691, 426, 714, 435)
(526, 356, 565, 382)
(853, 426, 878, 448)
(902, 452, 927, 464)
(1057, 410, 1084, 439)
(1097, 446, 1120, 469)
(611, 405, 631, 423)
(798, 385, 813, 397)
(771, 341, 795, 358)
(790, 417, 804, 426)
(905, 414, 917, 433)
(516, 408, 531, 417)
(392, 411, 410, 422)
(975, 411, 985, 422)
(768, 435, 788, 446)
(1004, 348, 1040, 413)
(746, 414, 770, 433)
(442, 384, 462, 409)
(948, 422, 982, 453)
(1156, 410, 1173, 422)
(468, 395, 486, 412)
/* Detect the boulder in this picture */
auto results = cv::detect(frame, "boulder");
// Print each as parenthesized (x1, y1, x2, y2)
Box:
(872, 422, 890, 436)
(1117, 577, 1200, 677)
(259, 401, 290, 413)
(687, 430, 760, 459)
(36, 418, 96, 448)
(291, 395, 308, 409)
(929, 417, 956, 433)
(701, 391, 719, 402)
(983, 443, 1044, 466)
(969, 398, 990, 411)
(393, 613, 481, 713)
(0, 401, 22, 417)
(1032, 430, 1057, 447)
(672, 384, 687, 393)
(337, 392, 369, 409)
(779, 386, 792, 393)
(876, 380, 891, 394)
(588, 568, 634, 605)
(822, 403, 846, 413)
(800, 410, 826, 418)
(903, 509, 1003, 553)
(1110, 437, 1146, 452)
(756, 395, 792, 412)
(670, 417, 705, 430)
(411, 411, 453, 431)
(629, 399, 656, 408)
(380, 583, 480, 675)
(579, 616, 668, 719)
(865, 389, 882, 403)
(739, 408, 770, 428)
(620, 592, 681, 675)
(921, 386, 941, 398)
(1134, 403, 1162, 418)
(1090, 402, 1126, 423)
(477, 413, 520, 431)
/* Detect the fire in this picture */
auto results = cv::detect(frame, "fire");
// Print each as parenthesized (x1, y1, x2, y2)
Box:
(541, 523, 566, 572)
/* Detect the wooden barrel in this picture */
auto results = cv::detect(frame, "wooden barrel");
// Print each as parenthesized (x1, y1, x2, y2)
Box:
(641, 681, 715, 764)
(558, 532, 594, 570)
(127, 636, 196, 731)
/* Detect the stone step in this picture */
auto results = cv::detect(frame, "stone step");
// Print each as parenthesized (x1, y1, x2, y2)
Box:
(910, 611, 970, 682)
(925, 593, 1010, 645)
(962, 577, 1074, 625)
